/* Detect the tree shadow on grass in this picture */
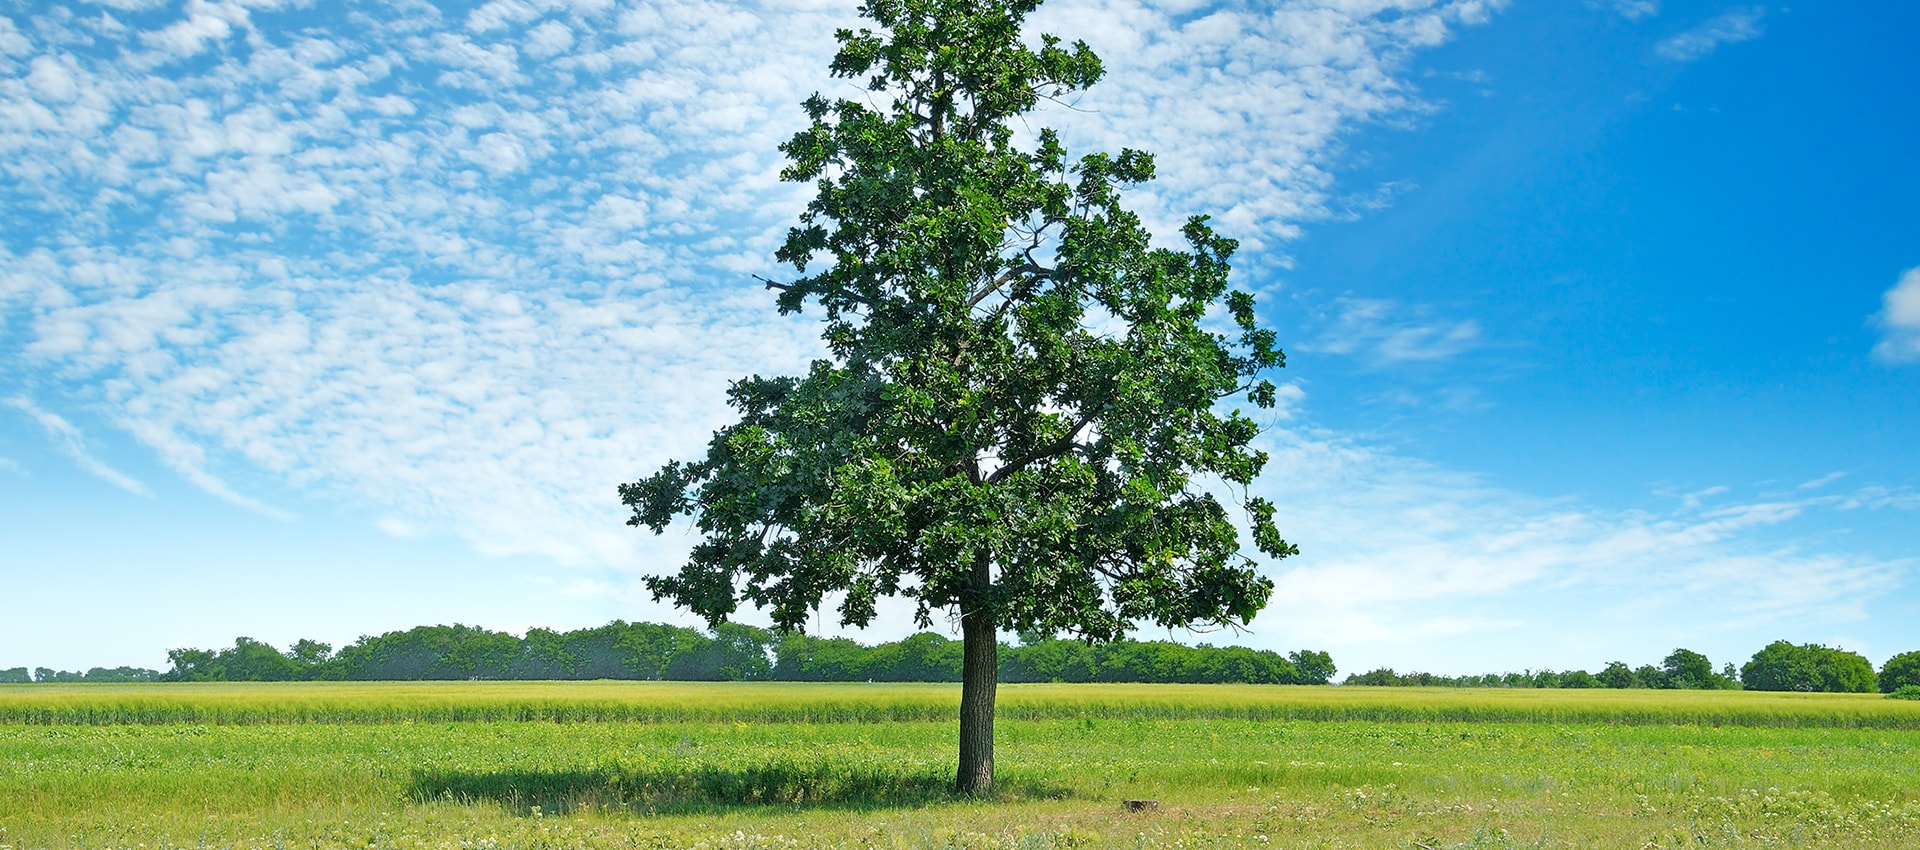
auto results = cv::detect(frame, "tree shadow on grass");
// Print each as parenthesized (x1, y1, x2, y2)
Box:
(408, 761, 1073, 815)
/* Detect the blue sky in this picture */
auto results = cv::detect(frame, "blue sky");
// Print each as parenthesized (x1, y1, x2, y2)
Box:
(2, 0, 1914, 677)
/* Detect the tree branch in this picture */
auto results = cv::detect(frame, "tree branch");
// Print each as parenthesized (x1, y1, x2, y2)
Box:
(986, 412, 1092, 485)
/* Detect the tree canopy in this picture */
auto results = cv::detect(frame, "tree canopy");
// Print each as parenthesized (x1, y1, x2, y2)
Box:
(1741, 640, 1877, 693)
(622, 0, 1293, 793)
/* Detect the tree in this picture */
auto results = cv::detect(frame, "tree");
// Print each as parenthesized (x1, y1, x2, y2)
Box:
(1741, 640, 1876, 693)
(290, 639, 333, 669)
(621, 0, 1292, 795)
(1597, 661, 1635, 689)
(1882, 651, 1920, 694)
(1288, 650, 1337, 685)
(1661, 648, 1713, 689)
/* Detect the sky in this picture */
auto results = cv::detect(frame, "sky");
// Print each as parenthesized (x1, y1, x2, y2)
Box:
(1, 0, 1915, 678)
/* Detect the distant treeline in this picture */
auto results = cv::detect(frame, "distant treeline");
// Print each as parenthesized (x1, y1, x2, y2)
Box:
(1346, 642, 1920, 694)
(16, 633, 1916, 695)
(7, 621, 1336, 685)
(1, 666, 159, 684)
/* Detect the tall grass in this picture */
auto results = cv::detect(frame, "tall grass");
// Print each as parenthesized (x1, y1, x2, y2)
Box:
(3, 681, 1918, 728)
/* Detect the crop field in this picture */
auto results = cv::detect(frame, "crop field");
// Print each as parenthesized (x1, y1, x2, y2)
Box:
(3, 683, 1918, 849)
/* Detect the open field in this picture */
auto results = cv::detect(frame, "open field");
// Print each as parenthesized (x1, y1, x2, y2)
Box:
(4, 683, 1918, 849)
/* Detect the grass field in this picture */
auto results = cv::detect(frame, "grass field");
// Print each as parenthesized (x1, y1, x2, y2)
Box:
(3, 683, 1918, 849)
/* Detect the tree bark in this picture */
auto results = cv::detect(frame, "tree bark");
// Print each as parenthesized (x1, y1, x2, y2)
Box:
(956, 596, 997, 796)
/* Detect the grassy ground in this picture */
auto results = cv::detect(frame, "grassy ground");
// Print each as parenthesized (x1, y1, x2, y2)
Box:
(3, 683, 1917, 849)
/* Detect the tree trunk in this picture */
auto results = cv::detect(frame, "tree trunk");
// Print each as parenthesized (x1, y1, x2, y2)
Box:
(956, 602, 997, 796)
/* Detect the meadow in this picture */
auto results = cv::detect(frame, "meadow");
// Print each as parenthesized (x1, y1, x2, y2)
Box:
(3, 683, 1918, 849)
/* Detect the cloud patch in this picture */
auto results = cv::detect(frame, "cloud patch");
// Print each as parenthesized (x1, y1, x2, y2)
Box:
(1656, 7, 1765, 63)
(1306, 298, 1483, 366)
(1587, 0, 1659, 20)
(1251, 426, 1913, 669)
(1872, 266, 1920, 363)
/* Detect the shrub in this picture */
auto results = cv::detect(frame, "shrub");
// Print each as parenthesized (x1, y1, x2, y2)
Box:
(1888, 685, 1920, 701)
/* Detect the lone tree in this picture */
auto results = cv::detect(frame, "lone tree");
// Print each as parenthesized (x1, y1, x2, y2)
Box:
(621, 0, 1294, 795)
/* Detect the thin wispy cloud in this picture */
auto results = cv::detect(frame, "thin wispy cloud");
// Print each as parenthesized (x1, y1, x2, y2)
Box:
(1872, 266, 1920, 363)
(4, 395, 150, 496)
(1656, 7, 1765, 63)
(1306, 298, 1483, 366)
(1587, 0, 1660, 21)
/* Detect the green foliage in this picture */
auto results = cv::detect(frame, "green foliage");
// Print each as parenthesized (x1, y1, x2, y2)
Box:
(1343, 668, 1600, 689)
(998, 639, 1327, 685)
(0, 667, 28, 684)
(1559, 669, 1600, 689)
(1661, 648, 1740, 690)
(1879, 650, 1920, 693)
(1889, 684, 1920, 701)
(1742, 640, 1878, 693)
(1343, 649, 1741, 691)
(28, 666, 164, 684)
(621, 0, 1291, 646)
(148, 622, 1318, 686)
(1598, 660, 1636, 689)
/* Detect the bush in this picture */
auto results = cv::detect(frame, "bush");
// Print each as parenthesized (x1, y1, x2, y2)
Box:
(1889, 685, 1920, 701)
(1879, 651, 1920, 693)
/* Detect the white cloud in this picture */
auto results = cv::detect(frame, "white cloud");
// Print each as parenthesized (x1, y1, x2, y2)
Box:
(1656, 7, 1765, 63)
(0, 456, 22, 475)
(1246, 426, 1912, 670)
(4, 395, 150, 496)
(1872, 266, 1920, 363)
(1587, 0, 1658, 20)
(1306, 298, 1483, 365)
(1799, 471, 1846, 491)
(523, 20, 575, 60)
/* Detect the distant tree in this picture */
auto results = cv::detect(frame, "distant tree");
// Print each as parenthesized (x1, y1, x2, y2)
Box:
(1661, 649, 1714, 689)
(289, 639, 333, 670)
(1560, 669, 1599, 689)
(1634, 664, 1668, 689)
(620, 0, 1292, 795)
(1288, 650, 1337, 685)
(1597, 661, 1635, 689)
(1657, 648, 1737, 690)
(220, 637, 304, 681)
(664, 623, 774, 681)
(1880, 651, 1920, 694)
(162, 649, 218, 682)
(81, 667, 159, 683)
(329, 625, 523, 680)
(1741, 640, 1876, 693)
(1345, 668, 1403, 687)
(0, 667, 28, 684)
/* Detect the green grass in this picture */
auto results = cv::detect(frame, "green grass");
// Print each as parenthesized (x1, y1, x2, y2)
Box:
(2, 683, 1918, 849)
(5, 681, 1919, 727)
